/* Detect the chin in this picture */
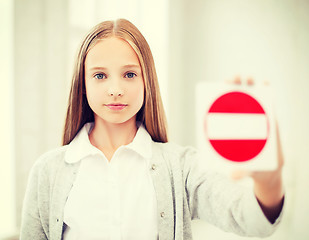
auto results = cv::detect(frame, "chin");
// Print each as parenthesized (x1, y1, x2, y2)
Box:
(101, 117, 137, 125)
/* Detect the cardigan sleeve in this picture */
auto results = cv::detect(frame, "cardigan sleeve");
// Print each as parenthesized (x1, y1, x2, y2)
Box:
(20, 158, 50, 240)
(183, 147, 283, 238)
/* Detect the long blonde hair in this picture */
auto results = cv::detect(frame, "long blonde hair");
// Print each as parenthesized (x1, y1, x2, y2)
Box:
(62, 19, 168, 145)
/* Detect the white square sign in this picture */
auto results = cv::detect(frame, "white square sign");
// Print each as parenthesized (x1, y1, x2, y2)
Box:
(195, 81, 277, 173)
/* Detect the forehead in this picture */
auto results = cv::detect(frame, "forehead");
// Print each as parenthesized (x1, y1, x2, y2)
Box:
(85, 37, 140, 68)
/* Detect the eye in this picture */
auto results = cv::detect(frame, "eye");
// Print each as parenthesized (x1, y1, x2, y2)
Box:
(125, 72, 137, 79)
(94, 73, 106, 79)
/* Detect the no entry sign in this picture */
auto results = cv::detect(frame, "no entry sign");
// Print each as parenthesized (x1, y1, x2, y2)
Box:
(195, 82, 277, 172)
(204, 91, 269, 162)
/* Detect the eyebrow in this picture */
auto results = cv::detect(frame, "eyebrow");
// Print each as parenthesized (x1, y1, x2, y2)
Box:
(87, 66, 107, 71)
(87, 64, 141, 71)
(122, 64, 140, 69)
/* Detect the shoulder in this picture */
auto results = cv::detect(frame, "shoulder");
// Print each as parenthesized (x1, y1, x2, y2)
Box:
(30, 145, 69, 179)
(24, 145, 71, 204)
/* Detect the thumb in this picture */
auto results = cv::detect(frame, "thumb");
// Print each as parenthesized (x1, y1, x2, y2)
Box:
(230, 169, 251, 180)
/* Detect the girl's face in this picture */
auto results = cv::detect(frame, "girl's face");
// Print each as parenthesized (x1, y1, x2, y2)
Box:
(84, 37, 144, 126)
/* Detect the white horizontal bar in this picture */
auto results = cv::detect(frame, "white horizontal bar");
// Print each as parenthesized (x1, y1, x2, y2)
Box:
(206, 113, 268, 139)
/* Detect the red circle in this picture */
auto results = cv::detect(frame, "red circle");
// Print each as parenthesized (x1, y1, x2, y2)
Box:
(204, 91, 269, 162)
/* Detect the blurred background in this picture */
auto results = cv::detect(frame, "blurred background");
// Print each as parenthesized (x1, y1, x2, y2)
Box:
(1, 0, 309, 239)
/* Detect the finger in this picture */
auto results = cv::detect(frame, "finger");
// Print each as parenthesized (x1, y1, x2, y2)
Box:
(234, 75, 242, 85)
(247, 77, 254, 86)
(226, 76, 241, 85)
(275, 121, 284, 169)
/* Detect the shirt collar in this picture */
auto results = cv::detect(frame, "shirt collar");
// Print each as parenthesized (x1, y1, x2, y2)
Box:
(65, 122, 98, 164)
(124, 123, 153, 159)
(65, 122, 153, 164)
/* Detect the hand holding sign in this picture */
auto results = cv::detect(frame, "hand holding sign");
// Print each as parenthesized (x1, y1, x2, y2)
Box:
(196, 78, 278, 172)
(196, 77, 284, 223)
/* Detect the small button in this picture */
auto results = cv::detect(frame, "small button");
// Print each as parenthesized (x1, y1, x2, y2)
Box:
(56, 218, 59, 222)
(151, 164, 156, 170)
(160, 212, 165, 218)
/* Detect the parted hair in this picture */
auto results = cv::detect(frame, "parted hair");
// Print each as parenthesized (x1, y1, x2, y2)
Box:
(62, 19, 168, 145)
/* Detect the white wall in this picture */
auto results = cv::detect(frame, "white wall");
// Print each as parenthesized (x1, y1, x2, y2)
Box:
(168, 0, 309, 239)
(14, 0, 69, 228)
(0, 0, 16, 238)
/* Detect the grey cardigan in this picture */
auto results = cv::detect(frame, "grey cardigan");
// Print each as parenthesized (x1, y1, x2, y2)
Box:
(20, 141, 282, 240)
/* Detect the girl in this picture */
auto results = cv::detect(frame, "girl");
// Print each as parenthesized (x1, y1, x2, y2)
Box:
(20, 19, 284, 240)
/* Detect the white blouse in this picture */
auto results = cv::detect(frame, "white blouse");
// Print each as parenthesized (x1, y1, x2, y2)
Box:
(63, 123, 158, 240)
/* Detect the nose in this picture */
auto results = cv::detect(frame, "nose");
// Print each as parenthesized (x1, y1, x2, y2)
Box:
(109, 92, 123, 97)
(107, 80, 124, 97)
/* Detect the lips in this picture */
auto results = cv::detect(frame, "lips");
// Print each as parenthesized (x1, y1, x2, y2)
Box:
(105, 103, 128, 110)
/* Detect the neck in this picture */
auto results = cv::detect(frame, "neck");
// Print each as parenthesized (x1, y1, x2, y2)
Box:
(89, 118, 138, 161)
